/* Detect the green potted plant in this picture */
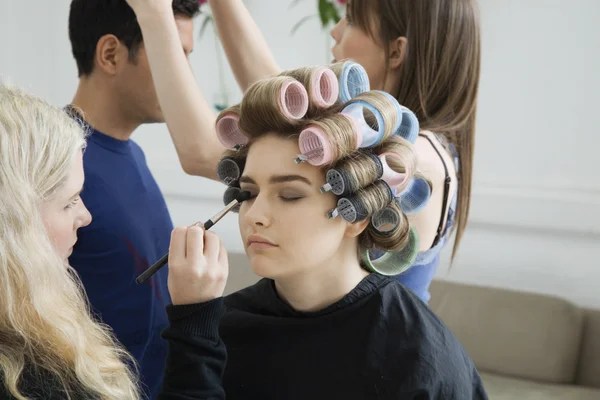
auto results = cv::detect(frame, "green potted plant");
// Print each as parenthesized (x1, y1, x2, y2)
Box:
(290, 0, 346, 34)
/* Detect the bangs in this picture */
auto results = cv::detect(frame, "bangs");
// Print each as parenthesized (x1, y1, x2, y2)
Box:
(347, 0, 381, 40)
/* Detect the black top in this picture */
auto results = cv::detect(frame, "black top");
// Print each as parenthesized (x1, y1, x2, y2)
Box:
(2, 274, 488, 399)
(161, 273, 488, 400)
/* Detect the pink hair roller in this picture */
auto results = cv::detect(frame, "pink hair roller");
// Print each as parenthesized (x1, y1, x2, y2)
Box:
(215, 112, 249, 149)
(310, 67, 340, 108)
(379, 152, 411, 192)
(280, 80, 309, 120)
(294, 126, 334, 166)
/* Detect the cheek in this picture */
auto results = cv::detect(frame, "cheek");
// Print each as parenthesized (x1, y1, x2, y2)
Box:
(283, 206, 346, 259)
(340, 32, 386, 86)
(120, 66, 157, 106)
(43, 213, 74, 255)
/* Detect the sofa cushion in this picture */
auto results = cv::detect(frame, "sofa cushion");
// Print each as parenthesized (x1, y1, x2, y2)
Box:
(428, 280, 584, 384)
(480, 372, 600, 400)
(576, 308, 600, 388)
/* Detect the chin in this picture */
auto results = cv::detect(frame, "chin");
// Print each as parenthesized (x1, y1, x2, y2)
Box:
(247, 253, 285, 279)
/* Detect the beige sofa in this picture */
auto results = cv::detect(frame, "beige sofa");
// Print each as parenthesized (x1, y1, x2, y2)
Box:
(225, 254, 600, 399)
(429, 280, 600, 399)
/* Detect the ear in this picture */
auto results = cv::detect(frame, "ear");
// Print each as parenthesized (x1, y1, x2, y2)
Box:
(94, 34, 126, 76)
(388, 36, 408, 70)
(344, 218, 370, 239)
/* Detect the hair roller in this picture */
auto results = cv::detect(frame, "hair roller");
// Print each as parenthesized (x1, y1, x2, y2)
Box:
(215, 104, 249, 149)
(280, 66, 339, 115)
(372, 90, 402, 133)
(379, 152, 410, 192)
(330, 60, 370, 102)
(370, 206, 401, 234)
(319, 151, 383, 196)
(395, 176, 431, 215)
(216, 146, 248, 185)
(341, 91, 400, 148)
(366, 90, 420, 144)
(362, 227, 420, 275)
(294, 114, 359, 166)
(223, 185, 242, 213)
(217, 155, 245, 186)
(397, 106, 420, 144)
(326, 180, 394, 223)
(239, 76, 309, 135)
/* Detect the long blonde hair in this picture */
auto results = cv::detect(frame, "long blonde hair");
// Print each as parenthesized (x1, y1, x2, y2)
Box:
(0, 84, 139, 399)
(348, 0, 481, 260)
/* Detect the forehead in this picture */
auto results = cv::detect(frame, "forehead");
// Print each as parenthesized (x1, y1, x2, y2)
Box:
(62, 151, 85, 191)
(244, 135, 323, 182)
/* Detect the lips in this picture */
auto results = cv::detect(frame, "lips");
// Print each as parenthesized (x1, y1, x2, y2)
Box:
(247, 233, 277, 248)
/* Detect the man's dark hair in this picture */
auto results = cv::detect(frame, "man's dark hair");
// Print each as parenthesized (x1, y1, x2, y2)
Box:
(68, 0, 200, 77)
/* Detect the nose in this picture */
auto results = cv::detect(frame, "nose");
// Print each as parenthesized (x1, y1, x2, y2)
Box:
(243, 193, 271, 228)
(78, 201, 92, 228)
(330, 17, 343, 42)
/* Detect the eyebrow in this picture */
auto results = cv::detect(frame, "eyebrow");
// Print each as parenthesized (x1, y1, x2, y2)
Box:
(239, 174, 312, 186)
(69, 186, 84, 200)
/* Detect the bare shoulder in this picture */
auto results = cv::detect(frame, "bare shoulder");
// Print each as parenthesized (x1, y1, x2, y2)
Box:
(408, 131, 458, 251)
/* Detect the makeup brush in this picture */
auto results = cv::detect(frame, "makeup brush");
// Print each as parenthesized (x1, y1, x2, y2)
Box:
(135, 190, 251, 284)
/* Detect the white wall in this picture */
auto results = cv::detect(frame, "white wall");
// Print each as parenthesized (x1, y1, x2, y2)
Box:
(1, 0, 599, 308)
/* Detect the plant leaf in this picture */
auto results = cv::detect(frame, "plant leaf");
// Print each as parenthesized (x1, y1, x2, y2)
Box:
(198, 15, 213, 39)
(318, 0, 330, 27)
(289, 0, 308, 9)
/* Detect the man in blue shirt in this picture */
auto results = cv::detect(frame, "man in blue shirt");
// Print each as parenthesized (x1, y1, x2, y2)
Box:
(66, 1, 200, 398)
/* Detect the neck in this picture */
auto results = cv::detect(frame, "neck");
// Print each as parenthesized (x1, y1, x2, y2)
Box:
(71, 76, 139, 140)
(274, 253, 370, 313)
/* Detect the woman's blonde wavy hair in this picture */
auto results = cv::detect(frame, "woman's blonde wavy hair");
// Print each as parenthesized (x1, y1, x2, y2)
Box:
(217, 64, 421, 264)
(0, 83, 139, 399)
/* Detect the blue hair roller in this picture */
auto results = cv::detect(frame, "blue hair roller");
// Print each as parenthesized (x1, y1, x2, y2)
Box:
(395, 176, 431, 215)
(338, 61, 370, 102)
(340, 101, 385, 148)
(369, 90, 420, 144)
(397, 106, 420, 144)
(373, 90, 402, 134)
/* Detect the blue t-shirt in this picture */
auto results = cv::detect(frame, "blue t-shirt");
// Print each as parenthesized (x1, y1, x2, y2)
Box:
(68, 129, 173, 399)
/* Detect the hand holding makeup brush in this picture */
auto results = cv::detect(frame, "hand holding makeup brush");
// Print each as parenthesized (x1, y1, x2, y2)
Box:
(167, 224, 229, 305)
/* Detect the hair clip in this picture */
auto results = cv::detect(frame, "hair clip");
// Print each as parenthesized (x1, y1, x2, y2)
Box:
(319, 152, 382, 195)
(326, 180, 394, 223)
